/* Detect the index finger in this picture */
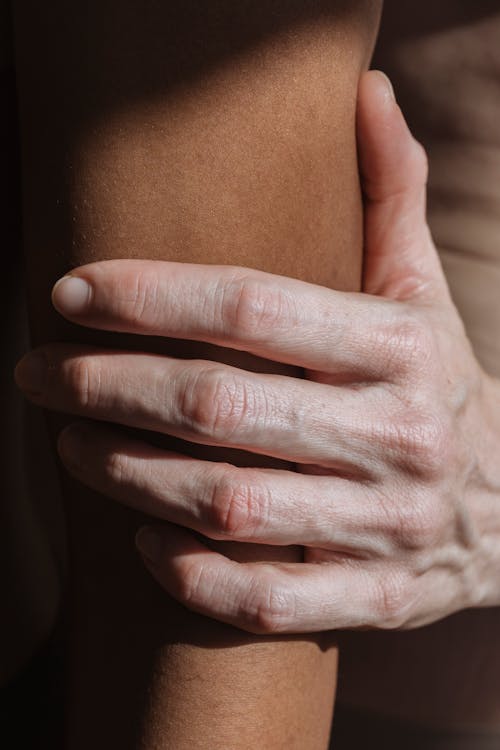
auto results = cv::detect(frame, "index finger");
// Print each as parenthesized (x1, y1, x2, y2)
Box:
(52, 259, 402, 378)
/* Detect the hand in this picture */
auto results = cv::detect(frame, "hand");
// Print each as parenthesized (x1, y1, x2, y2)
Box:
(15, 72, 500, 634)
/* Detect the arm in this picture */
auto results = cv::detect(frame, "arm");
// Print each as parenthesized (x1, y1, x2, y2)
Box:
(13, 1, 381, 747)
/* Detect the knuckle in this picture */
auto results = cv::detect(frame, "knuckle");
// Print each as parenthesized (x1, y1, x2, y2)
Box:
(388, 498, 439, 550)
(64, 356, 102, 410)
(381, 314, 434, 375)
(223, 278, 295, 340)
(123, 269, 161, 326)
(103, 449, 132, 487)
(419, 413, 450, 477)
(177, 559, 206, 609)
(178, 367, 257, 440)
(372, 571, 412, 629)
(206, 470, 269, 540)
(384, 410, 449, 479)
(243, 574, 296, 634)
(409, 413, 449, 476)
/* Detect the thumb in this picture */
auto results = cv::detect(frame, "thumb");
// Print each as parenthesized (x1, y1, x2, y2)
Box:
(357, 70, 448, 303)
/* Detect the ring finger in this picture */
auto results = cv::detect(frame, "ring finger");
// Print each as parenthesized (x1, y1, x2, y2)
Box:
(58, 421, 393, 555)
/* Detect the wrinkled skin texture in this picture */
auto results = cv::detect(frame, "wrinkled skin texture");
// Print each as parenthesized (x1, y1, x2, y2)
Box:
(12, 0, 500, 738)
(336, 2, 500, 731)
(16, 74, 500, 639)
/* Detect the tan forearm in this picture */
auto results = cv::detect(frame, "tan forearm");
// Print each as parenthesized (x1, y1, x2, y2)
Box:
(14, 1, 381, 747)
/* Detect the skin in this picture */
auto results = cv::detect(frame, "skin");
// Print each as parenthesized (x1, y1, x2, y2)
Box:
(12, 0, 381, 746)
(336, 1, 500, 732)
(16, 72, 500, 635)
(11, 0, 500, 741)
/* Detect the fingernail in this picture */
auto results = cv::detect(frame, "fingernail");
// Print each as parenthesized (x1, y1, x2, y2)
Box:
(375, 70, 396, 102)
(15, 351, 47, 396)
(52, 275, 92, 316)
(136, 527, 163, 566)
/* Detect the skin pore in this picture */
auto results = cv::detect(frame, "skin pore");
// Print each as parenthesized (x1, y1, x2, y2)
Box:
(13, 1, 382, 746)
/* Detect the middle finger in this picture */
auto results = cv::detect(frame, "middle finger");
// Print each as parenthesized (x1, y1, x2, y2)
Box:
(17, 343, 380, 471)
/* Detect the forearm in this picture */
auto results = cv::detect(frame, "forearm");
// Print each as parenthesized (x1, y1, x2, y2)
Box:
(14, 1, 381, 747)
